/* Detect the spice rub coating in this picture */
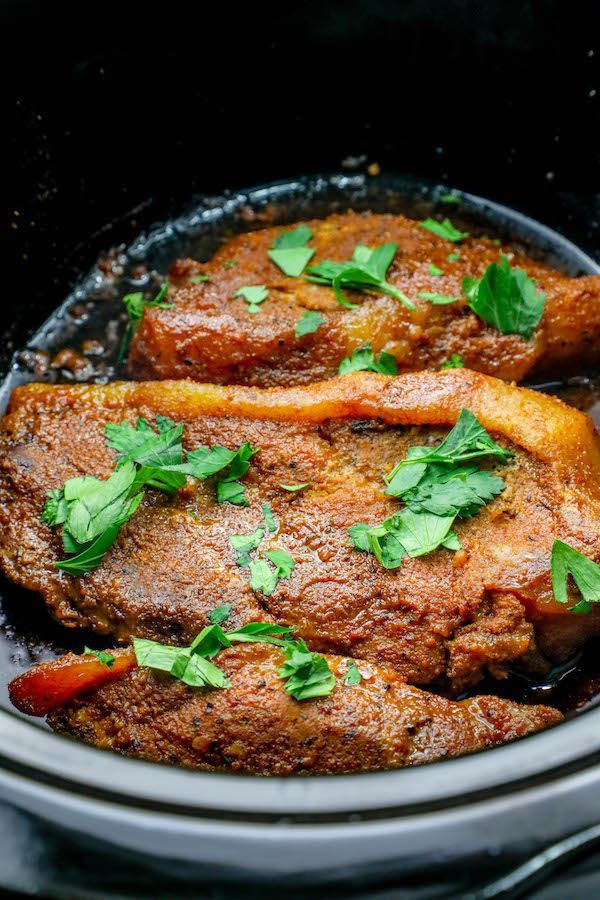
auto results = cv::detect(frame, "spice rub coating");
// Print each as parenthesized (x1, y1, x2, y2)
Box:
(10, 645, 563, 774)
(1, 371, 599, 690)
(128, 212, 600, 386)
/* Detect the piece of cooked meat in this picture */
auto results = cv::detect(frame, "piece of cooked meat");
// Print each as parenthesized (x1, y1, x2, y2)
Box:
(9, 644, 562, 774)
(127, 212, 600, 386)
(1, 370, 598, 691)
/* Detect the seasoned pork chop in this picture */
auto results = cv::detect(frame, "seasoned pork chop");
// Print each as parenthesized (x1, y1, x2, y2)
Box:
(1, 371, 598, 690)
(128, 212, 600, 386)
(9, 644, 562, 774)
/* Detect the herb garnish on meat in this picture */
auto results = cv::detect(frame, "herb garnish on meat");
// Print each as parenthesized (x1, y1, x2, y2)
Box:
(119, 283, 173, 363)
(462, 256, 545, 338)
(349, 409, 511, 568)
(338, 342, 398, 375)
(43, 418, 257, 574)
(295, 309, 324, 338)
(269, 224, 315, 277)
(306, 243, 415, 310)
(550, 540, 600, 614)
(419, 218, 469, 242)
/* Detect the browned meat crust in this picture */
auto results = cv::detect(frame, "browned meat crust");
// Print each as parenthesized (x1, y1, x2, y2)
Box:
(127, 212, 600, 386)
(1, 371, 598, 691)
(11, 645, 562, 774)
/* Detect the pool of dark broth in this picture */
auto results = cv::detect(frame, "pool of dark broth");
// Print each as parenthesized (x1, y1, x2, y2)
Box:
(0, 175, 598, 726)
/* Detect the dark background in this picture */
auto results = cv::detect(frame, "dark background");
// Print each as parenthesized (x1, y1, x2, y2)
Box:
(3, 0, 599, 357)
(1, 1, 600, 896)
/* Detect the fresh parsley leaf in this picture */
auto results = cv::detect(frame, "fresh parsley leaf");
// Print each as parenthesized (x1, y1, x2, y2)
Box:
(342, 660, 362, 685)
(550, 540, 600, 614)
(262, 503, 277, 533)
(417, 291, 459, 305)
(400, 466, 505, 517)
(208, 604, 232, 625)
(230, 527, 264, 566)
(118, 283, 173, 363)
(46, 461, 144, 574)
(264, 549, 295, 578)
(249, 558, 278, 595)
(269, 225, 315, 277)
(233, 284, 269, 314)
(441, 354, 465, 369)
(249, 549, 295, 596)
(439, 192, 461, 205)
(278, 482, 310, 492)
(295, 309, 325, 338)
(306, 243, 415, 310)
(447, 252, 461, 262)
(84, 647, 115, 667)
(428, 263, 443, 276)
(182, 442, 256, 506)
(222, 260, 237, 269)
(191, 274, 210, 283)
(385, 409, 512, 483)
(338, 342, 398, 375)
(277, 639, 336, 700)
(226, 621, 294, 647)
(132, 635, 230, 689)
(462, 256, 545, 339)
(351, 410, 511, 570)
(420, 218, 469, 242)
(105, 417, 186, 494)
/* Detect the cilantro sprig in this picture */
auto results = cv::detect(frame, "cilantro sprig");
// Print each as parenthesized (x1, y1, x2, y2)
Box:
(350, 410, 512, 568)
(269, 225, 315, 277)
(462, 255, 545, 339)
(230, 506, 295, 595)
(306, 243, 415, 310)
(118, 283, 173, 363)
(441, 354, 465, 369)
(550, 540, 600, 614)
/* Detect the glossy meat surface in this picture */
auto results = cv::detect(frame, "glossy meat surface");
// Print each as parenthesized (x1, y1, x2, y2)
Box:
(10, 645, 562, 774)
(1, 371, 598, 691)
(128, 212, 600, 386)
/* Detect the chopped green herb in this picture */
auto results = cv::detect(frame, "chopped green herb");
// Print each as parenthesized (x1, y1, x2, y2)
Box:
(230, 526, 265, 566)
(441, 354, 465, 369)
(233, 284, 269, 314)
(462, 255, 545, 339)
(277, 639, 336, 700)
(417, 291, 459, 305)
(428, 263, 444, 276)
(338, 342, 397, 375)
(306, 243, 415, 310)
(350, 410, 511, 569)
(550, 540, 600, 614)
(439, 192, 462, 205)
(342, 660, 362, 685)
(84, 647, 115, 668)
(447, 252, 461, 262)
(132, 620, 295, 690)
(249, 549, 295, 596)
(278, 482, 310, 492)
(119, 283, 173, 363)
(191, 274, 211, 283)
(269, 225, 315, 277)
(262, 503, 277, 533)
(295, 309, 325, 338)
(208, 604, 233, 625)
(44, 461, 144, 575)
(420, 218, 469, 242)
(222, 260, 237, 269)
